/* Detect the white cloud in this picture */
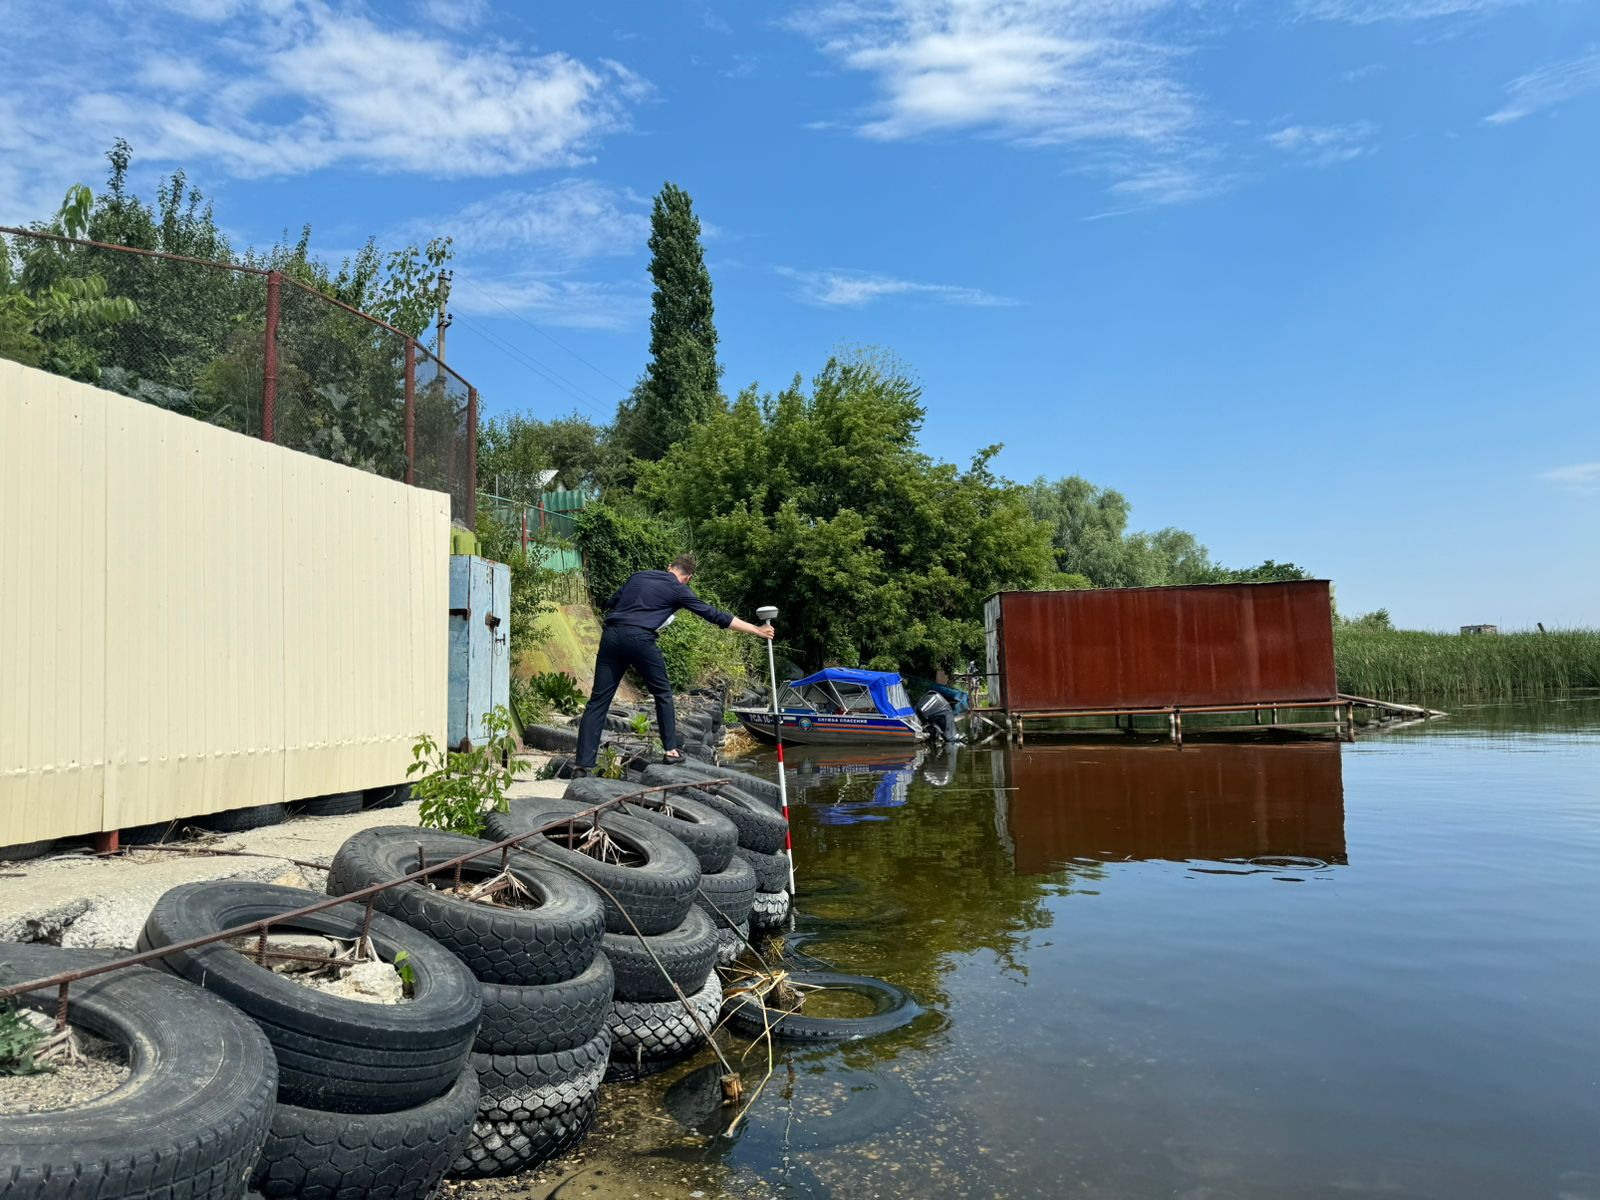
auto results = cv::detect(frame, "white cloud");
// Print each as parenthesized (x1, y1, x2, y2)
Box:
(407, 179, 650, 263)
(8, 2, 648, 181)
(1295, 0, 1523, 21)
(779, 267, 1017, 308)
(1266, 121, 1377, 166)
(793, 1, 1196, 147)
(416, 0, 490, 31)
(453, 273, 648, 331)
(1486, 51, 1600, 125)
(1539, 462, 1600, 494)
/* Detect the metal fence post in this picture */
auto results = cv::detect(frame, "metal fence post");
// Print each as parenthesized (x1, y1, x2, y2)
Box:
(262, 270, 281, 442)
(466, 386, 478, 528)
(404, 338, 416, 485)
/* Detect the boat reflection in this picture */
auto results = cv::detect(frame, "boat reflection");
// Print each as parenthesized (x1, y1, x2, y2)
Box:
(993, 742, 1346, 874)
(789, 745, 926, 824)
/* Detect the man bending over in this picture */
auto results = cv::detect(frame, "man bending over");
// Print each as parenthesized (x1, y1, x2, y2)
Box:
(574, 554, 774, 774)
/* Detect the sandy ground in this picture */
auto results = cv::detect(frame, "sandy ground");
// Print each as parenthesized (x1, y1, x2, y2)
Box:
(0, 757, 568, 951)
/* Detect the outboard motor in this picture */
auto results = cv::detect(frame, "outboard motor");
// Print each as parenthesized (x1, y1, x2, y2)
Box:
(916, 689, 960, 743)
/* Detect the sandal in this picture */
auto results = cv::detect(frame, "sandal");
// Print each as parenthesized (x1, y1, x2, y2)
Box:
(663, 749, 685, 764)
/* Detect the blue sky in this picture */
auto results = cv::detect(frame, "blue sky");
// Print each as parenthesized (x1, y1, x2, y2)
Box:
(3, 0, 1597, 628)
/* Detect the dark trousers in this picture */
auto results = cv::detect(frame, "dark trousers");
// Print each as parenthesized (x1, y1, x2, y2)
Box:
(576, 624, 678, 768)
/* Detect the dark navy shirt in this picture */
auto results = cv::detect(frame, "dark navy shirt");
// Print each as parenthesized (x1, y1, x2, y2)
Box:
(604, 570, 733, 636)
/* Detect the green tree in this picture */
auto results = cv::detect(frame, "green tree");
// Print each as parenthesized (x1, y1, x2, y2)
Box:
(479, 411, 622, 500)
(639, 353, 1054, 674)
(615, 183, 721, 460)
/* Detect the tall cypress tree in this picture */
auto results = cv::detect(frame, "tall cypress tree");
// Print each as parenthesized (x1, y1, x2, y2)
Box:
(617, 183, 721, 459)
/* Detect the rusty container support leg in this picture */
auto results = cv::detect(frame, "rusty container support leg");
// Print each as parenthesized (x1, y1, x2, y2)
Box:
(466, 386, 479, 528)
(262, 270, 281, 442)
(404, 338, 416, 485)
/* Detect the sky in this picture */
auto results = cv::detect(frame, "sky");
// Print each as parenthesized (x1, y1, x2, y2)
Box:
(1, 0, 1597, 629)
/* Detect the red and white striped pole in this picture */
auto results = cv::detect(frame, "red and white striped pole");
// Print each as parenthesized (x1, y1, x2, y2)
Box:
(756, 606, 796, 896)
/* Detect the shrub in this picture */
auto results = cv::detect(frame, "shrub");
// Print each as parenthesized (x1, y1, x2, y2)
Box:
(408, 707, 519, 838)
(530, 671, 586, 714)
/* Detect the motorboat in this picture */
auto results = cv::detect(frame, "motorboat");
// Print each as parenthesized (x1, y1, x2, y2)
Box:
(733, 667, 925, 745)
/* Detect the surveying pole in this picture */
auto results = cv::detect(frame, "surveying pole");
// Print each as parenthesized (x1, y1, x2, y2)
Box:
(755, 606, 796, 895)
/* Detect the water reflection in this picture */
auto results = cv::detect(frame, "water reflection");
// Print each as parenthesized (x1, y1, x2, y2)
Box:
(994, 742, 1347, 875)
(790, 745, 925, 824)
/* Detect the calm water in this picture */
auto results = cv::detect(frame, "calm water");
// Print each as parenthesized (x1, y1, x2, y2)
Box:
(598, 701, 1600, 1199)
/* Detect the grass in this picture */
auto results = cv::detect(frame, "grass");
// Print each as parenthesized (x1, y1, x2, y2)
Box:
(1334, 626, 1600, 703)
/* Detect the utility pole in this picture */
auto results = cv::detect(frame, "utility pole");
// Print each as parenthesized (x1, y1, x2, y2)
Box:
(435, 268, 454, 364)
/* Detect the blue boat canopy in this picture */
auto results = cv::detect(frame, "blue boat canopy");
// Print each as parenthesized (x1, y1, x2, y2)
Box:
(789, 668, 916, 718)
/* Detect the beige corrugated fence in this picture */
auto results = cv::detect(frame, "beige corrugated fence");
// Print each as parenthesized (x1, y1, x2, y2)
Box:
(0, 359, 450, 844)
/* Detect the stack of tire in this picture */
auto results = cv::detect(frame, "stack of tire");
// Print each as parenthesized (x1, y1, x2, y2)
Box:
(326, 828, 611, 1180)
(566, 775, 757, 969)
(137, 880, 483, 1200)
(484, 794, 723, 1081)
(0, 942, 278, 1200)
(641, 764, 794, 934)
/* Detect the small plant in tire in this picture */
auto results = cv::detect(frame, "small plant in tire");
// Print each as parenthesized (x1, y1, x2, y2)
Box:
(410, 706, 520, 837)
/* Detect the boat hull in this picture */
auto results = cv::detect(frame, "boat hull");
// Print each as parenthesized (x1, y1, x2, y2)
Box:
(734, 708, 924, 745)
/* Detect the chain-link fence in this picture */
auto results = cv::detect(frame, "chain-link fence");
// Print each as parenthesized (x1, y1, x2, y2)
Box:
(0, 227, 476, 523)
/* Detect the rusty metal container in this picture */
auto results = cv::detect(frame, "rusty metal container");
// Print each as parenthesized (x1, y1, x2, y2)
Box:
(983, 581, 1336, 714)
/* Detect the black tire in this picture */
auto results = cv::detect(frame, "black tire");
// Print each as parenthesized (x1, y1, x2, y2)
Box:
(0, 839, 55, 861)
(640, 766, 788, 853)
(602, 906, 717, 1002)
(603, 713, 636, 734)
(722, 971, 920, 1042)
(484, 798, 701, 936)
(606, 972, 722, 1067)
(733, 844, 790, 893)
(138, 881, 482, 1114)
(450, 1032, 608, 1179)
(292, 791, 363, 818)
(619, 794, 737, 874)
(655, 758, 784, 806)
(695, 855, 758, 928)
(328, 827, 604, 986)
(363, 784, 411, 810)
(750, 888, 792, 933)
(476, 954, 613, 1055)
(0, 943, 277, 1200)
(252, 1061, 478, 1200)
(195, 803, 289, 834)
(120, 820, 182, 847)
(450, 1093, 597, 1179)
(715, 921, 750, 966)
(523, 724, 580, 753)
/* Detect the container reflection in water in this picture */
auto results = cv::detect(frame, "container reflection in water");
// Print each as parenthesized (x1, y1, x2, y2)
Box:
(993, 742, 1346, 874)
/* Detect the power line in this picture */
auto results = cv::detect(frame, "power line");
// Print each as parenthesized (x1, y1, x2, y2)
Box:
(456, 274, 636, 396)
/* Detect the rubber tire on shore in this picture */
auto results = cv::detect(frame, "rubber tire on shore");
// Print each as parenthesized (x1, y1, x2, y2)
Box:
(733, 845, 791, 894)
(523, 724, 580, 754)
(722, 970, 919, 1042)
(750, 888, 792, 933)
(640, 766, 789, 853)
(695, 855, 759, 929)
(484, 798, 701, 937)
(195, 803, 289, 834)
(716, 920, 751, 966)
(252, 1061, 478, 1200)
(475, 954, 614, 1056)
(450, 1031, 608, 1179)
(138, 880, 482, 1115)
(0, 839, 56, 862)
(327, 827, 605, 986)
(0, 943, 277, 1200)
(292, 791, 363, 818)
(602, 905, 718, 1002)
(363, 783, 411, 810)
(606, 972, 723, 1073)
(619, 795, 737, 874)
(655, 758, 784, 807)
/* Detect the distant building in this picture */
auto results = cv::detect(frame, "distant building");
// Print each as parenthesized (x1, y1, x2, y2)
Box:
(1460, 624, 1498, 635)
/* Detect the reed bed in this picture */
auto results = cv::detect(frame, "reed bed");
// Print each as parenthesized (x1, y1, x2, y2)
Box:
(1334, 627, 1600, 702)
